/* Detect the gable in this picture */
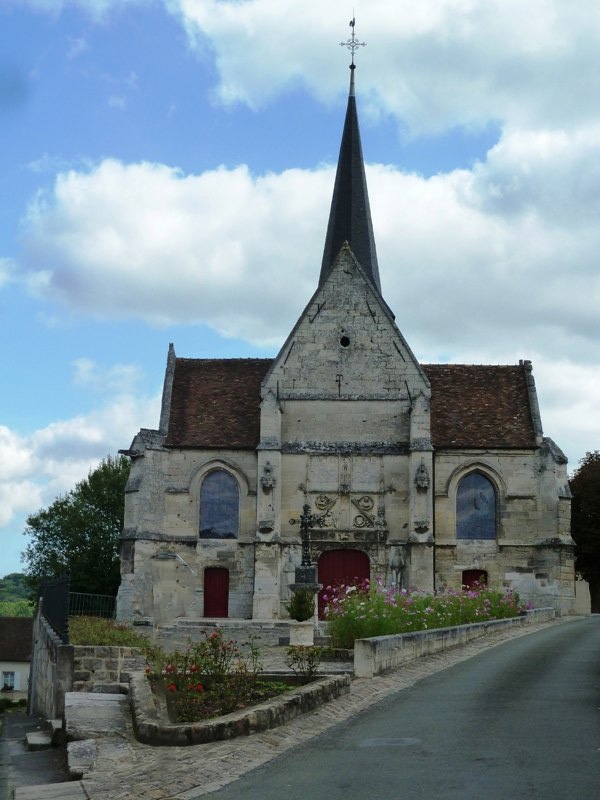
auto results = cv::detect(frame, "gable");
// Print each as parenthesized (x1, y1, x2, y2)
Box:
(264, 245, 429, 400)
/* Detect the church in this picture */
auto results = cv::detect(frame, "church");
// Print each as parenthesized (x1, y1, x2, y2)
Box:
(116, 53, 575, 626)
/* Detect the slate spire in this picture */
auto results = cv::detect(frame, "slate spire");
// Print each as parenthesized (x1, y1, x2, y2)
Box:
(319, 40, 381, 293)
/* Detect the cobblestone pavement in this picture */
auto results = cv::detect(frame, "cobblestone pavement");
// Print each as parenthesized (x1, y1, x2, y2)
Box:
(78, 618, 572, 800)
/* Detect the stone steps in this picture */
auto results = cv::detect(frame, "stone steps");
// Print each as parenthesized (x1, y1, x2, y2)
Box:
(156, 617, 331, 651)
(64, 692, 130, 742)
(14, 781, 88, 800)
(24, 732, 52, 752)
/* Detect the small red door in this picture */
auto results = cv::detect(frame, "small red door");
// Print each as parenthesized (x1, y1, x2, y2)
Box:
(204, 567, 229, 617)
(318, 549, 370, 619)
(462, 569, 488, 589)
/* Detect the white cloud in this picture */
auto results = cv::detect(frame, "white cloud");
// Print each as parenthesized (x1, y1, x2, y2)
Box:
(72, 357, 143, 395)
(530, 356, 600, 470)
(66, 35, 88, 60)
(0, 383, 161, 573)
(108, 94, 127, 109)
(16, 1, 600, 136)
(18, 124, 600, 361)
(169, 0, 600, 135)
(10, 0, 149, 21)
(0, 258, 15, 289)
(21, 159, 329, 345)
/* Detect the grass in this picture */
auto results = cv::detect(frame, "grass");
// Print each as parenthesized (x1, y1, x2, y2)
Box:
(69, 615, 151, 647)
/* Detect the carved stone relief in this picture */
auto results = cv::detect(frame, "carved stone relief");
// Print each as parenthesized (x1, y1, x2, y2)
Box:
(261, 461, 275, 492)
(415, 460, 430, 491)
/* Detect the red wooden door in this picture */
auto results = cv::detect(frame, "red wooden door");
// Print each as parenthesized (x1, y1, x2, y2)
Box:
(462, 569, 488, 589)
(317, 549, 370, 619)
(204, 567, 229, 618)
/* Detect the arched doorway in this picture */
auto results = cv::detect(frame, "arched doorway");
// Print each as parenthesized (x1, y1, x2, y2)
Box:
(204, 567, 229, 617)
(317, 549, 370, 619)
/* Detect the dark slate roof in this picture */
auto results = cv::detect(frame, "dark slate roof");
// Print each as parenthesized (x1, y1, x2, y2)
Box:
(319, 68, 381, 292)
(0, 617, 33, 662)
(164, 359, 536, 452)
(164, 358, 272, 449)
(423, 364, 536, 449)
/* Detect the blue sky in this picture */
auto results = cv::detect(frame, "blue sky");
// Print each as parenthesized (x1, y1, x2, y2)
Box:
(2, 0, 600, 577)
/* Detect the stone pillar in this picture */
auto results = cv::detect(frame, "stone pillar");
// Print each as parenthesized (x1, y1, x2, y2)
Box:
(408, 389, 434, 592)
(252, 542, 283, 618)
(253, 390, 284, 618)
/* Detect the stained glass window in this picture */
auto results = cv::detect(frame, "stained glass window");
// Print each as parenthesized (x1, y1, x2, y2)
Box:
(199, 470, 239, 539)
(456, 473, 496, 540)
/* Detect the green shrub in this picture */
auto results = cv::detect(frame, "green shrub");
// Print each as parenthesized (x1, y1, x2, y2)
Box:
(285, 645, 323, 683)
(285, 588, 315, 621)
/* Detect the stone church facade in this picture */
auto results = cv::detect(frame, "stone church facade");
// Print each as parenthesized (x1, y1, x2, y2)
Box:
(116, 66, 574, 625)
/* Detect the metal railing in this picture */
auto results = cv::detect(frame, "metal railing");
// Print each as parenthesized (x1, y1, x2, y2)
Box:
(39, 574, 70, 644)
(39, 575, 117, 644)
(69, 592, 116, 619)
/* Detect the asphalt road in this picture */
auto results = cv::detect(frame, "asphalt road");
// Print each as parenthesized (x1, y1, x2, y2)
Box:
(199, 616, 600, 800)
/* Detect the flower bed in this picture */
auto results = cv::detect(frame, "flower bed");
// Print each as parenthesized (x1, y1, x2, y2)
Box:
(324, 580, 526, 649)
(130, 669, 351, 745)
(145, 629, 273, 722)
(144, 631, 329, 723)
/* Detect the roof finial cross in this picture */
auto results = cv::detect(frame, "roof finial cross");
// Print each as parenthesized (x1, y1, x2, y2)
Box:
(340, 16, 366, 68)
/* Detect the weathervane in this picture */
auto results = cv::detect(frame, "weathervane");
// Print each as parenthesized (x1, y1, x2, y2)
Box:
(340, 16, 366, 66)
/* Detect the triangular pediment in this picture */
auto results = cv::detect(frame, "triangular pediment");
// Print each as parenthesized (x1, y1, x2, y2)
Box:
(263, 244, 429, 401)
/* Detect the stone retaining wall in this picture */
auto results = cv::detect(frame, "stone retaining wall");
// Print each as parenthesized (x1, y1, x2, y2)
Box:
(354, 608, 555, 678)
(72, 646, 145, 691)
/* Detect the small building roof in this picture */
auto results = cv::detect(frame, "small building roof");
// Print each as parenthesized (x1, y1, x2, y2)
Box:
(0, 617, 33, 663)
(164, 359, 537, 451)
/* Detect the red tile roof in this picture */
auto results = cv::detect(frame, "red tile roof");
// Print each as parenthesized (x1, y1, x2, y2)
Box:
(165, 359, 271, 449)
(0, 617, 33, 662)
(423, 364, 536, 449)
(164, 359, 536, 451)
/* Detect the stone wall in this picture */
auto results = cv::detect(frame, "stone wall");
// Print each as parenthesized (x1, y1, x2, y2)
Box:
(28, 607, 145, 717)
(28, 610, 73, 719)
(72, 646, 145, 692)
(354, 607, 556, 678)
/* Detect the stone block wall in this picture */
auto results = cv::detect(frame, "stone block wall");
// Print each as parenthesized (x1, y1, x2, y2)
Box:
(354, 607, 556, 678)
(72, 646, 145, 692)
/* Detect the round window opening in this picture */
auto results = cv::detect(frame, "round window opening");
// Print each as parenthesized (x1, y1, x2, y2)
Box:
(340, 335, 350, 348)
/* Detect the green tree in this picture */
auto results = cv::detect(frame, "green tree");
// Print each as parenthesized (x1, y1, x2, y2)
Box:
(0, 572, 32, 602)
(570, 451, 600, 613)
(22, 455, 130, 597)
(0, 599, 35, 617)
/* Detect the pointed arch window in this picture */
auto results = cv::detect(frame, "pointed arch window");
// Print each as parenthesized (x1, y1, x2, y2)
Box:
(199, 470, 239, 539)
(456, 472, 497, 540)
